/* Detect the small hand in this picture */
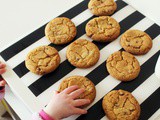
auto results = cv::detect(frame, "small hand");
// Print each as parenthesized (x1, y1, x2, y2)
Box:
(0, 62, 6, 87)
(44, 85, 90, 120)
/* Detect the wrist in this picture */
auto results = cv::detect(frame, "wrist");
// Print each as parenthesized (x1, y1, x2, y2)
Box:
(43, 106, 60, 120)
(39, 109, 55, 120)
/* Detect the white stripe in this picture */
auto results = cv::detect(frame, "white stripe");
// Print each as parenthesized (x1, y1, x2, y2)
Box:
(6, 9, 93, 69)
(72, 9, 93, 26)
(21, 5, 136, 86)
(132, 74, 160, 104)
(149, 108, 160, 120)
(36, 17, 156, 110)
(101, 74, 160, 120)
(7, 37, 50, 68)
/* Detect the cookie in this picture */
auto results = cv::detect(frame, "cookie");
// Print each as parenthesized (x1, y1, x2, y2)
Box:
(66, 39, 100, 68)
(102, 90, 141, 120)
(106, 51, 140, 81)
(86, 16, 120, 42)
(25, 46, 60, 75)
(59, 76, 96, 105)
(120, 30, 152, 55)
(88, 0, 117, 16)
(45, 17, 77, 45)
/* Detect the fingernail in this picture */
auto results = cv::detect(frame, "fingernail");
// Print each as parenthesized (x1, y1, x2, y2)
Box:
(84, 110, 87, 114)
(0, 69, 6, 74)
(0, 64, 6, 68)
(81, 88, 85, 91)
(75, 85, 79, 88)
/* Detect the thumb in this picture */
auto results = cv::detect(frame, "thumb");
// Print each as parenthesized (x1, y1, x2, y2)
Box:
(0, 80, 6, 86)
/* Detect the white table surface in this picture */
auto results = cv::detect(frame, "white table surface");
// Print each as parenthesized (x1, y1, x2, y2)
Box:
(0, 0, 159, 120)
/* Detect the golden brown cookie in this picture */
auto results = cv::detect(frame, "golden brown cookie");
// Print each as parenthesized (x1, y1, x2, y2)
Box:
(45, 17, 77, 45)
(59, 76, 96, 105)
(106, 51, 140, 81)
(102, 90, 141, 120)
(66, 39, 100, 68)
(88, 0, 117, 16)
(120, 29, 152, 55)
(25, 46, 60, 75)
(86, 16, 120, 42)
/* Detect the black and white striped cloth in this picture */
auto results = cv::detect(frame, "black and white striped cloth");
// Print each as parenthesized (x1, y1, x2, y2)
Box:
(0, 0, 160, 120)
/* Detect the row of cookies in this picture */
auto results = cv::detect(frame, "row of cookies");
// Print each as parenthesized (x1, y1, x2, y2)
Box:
(45, 15, 121, 42)
(25, 39, 100, 75)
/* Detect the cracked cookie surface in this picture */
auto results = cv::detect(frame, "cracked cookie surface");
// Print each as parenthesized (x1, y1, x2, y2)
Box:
(66, 39, 100, 68)
(102, 90, 140, 120)
(106, 51, 140, 81)
(86, 16, 120, 42)
(45, 17, 77, 45)
(88, 0, 117, 16)
(25, 46, 60, 75)
(59, 76, 96, 105)
(120, 30, 152, 55)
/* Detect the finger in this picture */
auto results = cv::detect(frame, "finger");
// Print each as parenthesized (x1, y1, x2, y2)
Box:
(0, 69, 6, 74)
(53, 90, 59, 95)
(0, 80, 6, 86)
(0, 63, 6, 69)
(73, 99, 90, 107)
(73, 108, 87, 115)
(62, 85, 79, 94)
(69, 88, 85, 99)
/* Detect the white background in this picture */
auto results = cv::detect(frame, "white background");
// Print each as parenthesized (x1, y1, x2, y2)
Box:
(0, 0, 160, 119)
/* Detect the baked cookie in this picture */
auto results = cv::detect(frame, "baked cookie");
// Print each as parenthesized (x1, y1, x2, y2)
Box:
(59, 76, 96, 105)
(86, 16, 120, 42)
(88, 0, 117, 16)
(120, 29, 152, 55)
(66, 39, 100, 68)
(106, 51, 140, 81)
(45, 17, 77, 45)
(102, 90, 141, 120)
(25, 46, 60, 75)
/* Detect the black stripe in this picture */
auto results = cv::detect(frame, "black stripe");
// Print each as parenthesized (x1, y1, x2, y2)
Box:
(76, 50, 160, 120)
(28, 61, 75, 96)
(145, 23, 160, 39)
(0, 0, 89, 61)
(139, 87, 160, 120)
(12, 0, 127, 78)
(29, 11, 145, 96)
(13, 62, 29, 78)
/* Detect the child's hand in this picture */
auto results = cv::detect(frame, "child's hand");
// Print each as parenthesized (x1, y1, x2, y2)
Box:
(0, 62, 6, 87)
(44, 85, 90, 120)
